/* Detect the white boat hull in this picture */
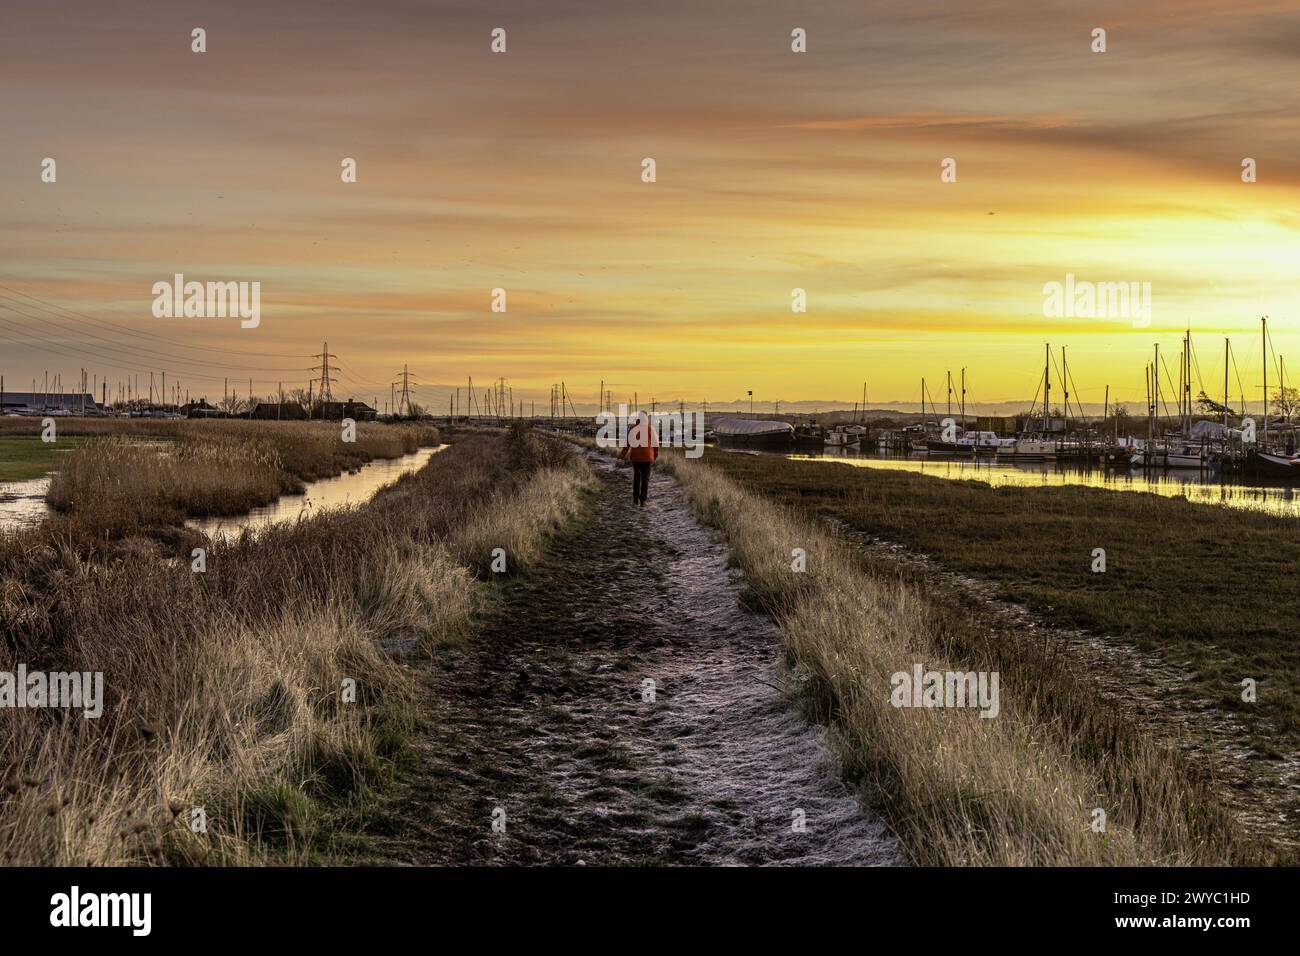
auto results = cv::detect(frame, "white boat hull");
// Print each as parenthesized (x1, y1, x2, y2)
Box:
(997, 441, 1057, 461)
(1132, 449, 1210, 469)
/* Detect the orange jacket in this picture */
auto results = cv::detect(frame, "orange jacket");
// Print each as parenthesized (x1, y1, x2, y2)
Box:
(618, 419, 659, 463)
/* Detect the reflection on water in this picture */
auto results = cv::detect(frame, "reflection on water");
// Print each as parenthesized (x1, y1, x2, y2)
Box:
(770, 448, 1300, 517)
(0, 476, 52, 531)
(0, 446, 447, 536)
(188, 445, 446, 542)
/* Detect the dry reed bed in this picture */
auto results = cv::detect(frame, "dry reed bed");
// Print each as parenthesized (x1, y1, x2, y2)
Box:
(37, 420, 442, 536)
(658, 453, 1252, 866)
(0, 430, 587, 865)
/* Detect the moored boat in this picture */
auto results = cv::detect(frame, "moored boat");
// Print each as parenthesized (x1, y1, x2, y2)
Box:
(712, 417, 796, 449)
(996, 436, 1058, 461)
(1248, 450, 1300, 480)
(825, 424, 868, 448)
(956, 430, 1009, 455)
(1131, 439, 1215, 470)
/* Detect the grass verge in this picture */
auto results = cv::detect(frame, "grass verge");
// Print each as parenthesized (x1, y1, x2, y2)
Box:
(659, 451, 1258, 865)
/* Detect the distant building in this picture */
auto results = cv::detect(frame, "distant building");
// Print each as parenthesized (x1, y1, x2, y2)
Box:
(0, 391, 100, 415)
(251, 402, 308, 421)
(185, 399, 228, 419)
(318, 398, 377, 422)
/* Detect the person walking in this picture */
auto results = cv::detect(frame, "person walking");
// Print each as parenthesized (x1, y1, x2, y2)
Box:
(617, 410, 659, 505)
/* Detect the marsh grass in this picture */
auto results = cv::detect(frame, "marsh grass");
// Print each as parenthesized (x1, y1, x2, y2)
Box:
(700, 452, 1300, 746)
(0, 430, 588, 865)
(15, 418, 442, 537)
(659, 451, 1255, 866)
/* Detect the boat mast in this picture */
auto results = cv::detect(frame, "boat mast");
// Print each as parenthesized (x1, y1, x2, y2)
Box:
(1179, 331, 1185, 434)
(1061, 346, 1069, 432)
(946, 371, 952, 421)
(1180, 329, 1190, 434)
(1262, 316, 1269, 444)
(1043, 343, 1050, 434)
(1104, 384, 1110, 439)
(1145, 363, 1153, 448)
(1154, 342, 1161, 437)
(960, 368, 966, 431)
(1281, 355, 1288, 440)
(1224, 338, 1230, 430)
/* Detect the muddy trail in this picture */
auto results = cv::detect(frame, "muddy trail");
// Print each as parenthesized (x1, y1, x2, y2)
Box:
(359, 451, 898, 866)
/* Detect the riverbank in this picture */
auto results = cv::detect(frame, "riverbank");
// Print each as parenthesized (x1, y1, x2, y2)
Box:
(0, 429, 587, 865)
(3, 419, 440, 540)
(188, 446, 445, 542)
(686, 449, 1297, 858)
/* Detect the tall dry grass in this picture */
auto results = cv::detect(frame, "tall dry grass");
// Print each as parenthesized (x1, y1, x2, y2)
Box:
(659, 453, 1252, 866)
(0, 430, 588, 865)
(449, 468, 587, 575)
(47, 436, 287, 535)
(36, 419, 441, 537)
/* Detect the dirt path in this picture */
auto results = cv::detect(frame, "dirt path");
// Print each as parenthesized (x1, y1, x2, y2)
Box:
(360, 451, 898, 866)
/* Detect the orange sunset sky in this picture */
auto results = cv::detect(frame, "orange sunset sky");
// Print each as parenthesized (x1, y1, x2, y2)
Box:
(1, 0, 1297, 413)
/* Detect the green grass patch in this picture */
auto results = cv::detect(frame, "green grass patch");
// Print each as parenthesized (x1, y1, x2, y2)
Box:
(0, 435, 92, 480)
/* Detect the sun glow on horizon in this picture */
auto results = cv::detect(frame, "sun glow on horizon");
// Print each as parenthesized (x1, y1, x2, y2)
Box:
(0, 0, 1296, 411)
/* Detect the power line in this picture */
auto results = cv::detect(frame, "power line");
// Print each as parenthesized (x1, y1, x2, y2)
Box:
(0, 281, 314, 360)
(310, 342, 339, 402)
(391, 364, 420, 416)
(0, 298, 312, 374)
(0, 317, 297, 393)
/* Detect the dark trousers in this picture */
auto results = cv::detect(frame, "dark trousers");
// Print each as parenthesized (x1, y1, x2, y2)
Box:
(632, 461, 652, 502)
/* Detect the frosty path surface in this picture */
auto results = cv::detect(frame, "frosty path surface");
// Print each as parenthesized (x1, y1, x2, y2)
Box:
(365, 451, 898, 866)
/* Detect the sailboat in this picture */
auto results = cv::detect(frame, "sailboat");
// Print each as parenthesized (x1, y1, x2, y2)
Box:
(998, 345, 1061, 460)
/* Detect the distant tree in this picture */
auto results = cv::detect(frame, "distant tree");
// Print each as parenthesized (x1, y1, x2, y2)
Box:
(218, 395, 252, 415)
(1273, 385, 1300, 423)
(1196, 391, 1235, 418)
(285, 387, 312, 412)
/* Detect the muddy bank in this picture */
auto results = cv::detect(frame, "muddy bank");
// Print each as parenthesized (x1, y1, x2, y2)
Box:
(360, 451, 898, 866)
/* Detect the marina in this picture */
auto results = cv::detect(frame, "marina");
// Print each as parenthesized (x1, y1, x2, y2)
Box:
(754, 447, 1300, 517)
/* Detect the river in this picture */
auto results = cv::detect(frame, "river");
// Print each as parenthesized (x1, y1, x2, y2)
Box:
(726, 447, 1300, 517)
(0, 446, 445, 537)
(188, 445, 446, 541)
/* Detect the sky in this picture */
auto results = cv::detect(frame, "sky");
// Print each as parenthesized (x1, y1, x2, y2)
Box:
(1, 0, 1297, 414)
